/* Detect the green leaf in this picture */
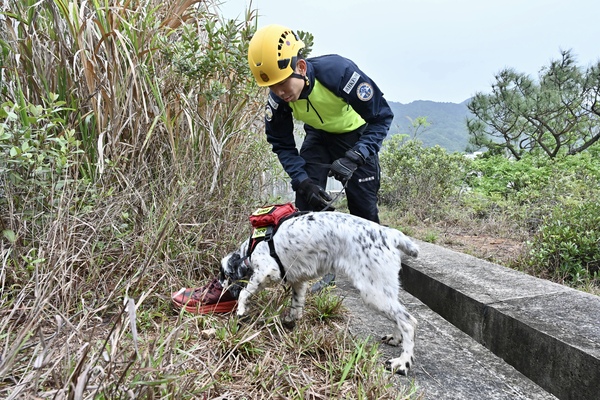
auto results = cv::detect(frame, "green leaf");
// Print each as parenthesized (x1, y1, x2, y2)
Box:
(28, 104, 43, 117)
(3, 230, 16, 243)
(6, 111, 18, 121)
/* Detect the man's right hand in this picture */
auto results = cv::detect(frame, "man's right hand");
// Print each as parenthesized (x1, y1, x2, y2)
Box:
(298, 179, 333, 211)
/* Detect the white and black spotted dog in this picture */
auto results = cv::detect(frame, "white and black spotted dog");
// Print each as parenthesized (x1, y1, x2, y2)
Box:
(219, 211, 420, 375)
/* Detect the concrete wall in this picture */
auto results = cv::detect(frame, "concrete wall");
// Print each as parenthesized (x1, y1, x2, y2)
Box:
(400, 240, 600, 400)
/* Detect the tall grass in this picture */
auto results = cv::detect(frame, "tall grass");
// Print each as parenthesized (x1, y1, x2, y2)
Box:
(0, 1, 418, 398)
(1, 0, 263, 298)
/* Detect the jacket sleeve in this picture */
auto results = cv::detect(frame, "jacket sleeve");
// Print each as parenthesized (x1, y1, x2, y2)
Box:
(314, 55, 394, 161)
(264, 93, 309, 189)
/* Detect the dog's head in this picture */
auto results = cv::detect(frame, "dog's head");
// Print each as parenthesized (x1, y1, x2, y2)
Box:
(219, 250, 253, 299)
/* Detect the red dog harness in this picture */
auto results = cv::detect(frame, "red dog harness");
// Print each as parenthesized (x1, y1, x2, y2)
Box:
(246, 203, 305, 281)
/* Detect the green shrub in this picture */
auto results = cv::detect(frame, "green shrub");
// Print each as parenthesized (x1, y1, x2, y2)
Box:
(526, 201, 600, 284)
(380, 136, 471, 219)
(466, 154, 549, 201)
(0, 95, 82, 176)
(0, 95, 84, 220)
(468, 152, 600, 202)
(465, 152, 600, 228)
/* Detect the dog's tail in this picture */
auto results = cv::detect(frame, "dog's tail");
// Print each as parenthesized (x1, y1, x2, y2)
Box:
(395, 231, 419, 258)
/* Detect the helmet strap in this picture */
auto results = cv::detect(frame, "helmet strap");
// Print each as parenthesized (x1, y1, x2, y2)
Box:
(289, 72, 309, 86)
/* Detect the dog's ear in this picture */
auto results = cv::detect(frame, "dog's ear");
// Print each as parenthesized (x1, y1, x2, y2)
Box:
(226, 253, 252, 280)
(237, 256, 251, 279)
(221, 252, 251, 299)
(226, 253, 241, 277)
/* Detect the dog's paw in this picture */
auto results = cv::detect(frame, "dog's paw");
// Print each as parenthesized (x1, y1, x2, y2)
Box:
(235, 313, 252, 326)
(282, 318, 296, 330)
(384, 353, 414, 376)
(281, 309, 297, 330)
(236, 304, 247, 316)
(381, 334, 402, 346)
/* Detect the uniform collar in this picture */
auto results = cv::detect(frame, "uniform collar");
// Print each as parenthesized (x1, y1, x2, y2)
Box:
(298, 61, 315, 100)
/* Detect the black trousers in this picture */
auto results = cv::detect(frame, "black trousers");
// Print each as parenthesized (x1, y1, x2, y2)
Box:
(294, 124, 380, 223)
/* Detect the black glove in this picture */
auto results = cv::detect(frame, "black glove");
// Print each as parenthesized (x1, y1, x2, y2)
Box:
(328, 150, 366, 182)
(298, 179, 333, 211)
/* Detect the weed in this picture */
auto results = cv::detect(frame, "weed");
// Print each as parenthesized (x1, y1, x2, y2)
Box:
(309, 288, 346, 322)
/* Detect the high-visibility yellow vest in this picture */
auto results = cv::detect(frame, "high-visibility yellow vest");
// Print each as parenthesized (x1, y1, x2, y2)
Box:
(289, 79, 365, 133)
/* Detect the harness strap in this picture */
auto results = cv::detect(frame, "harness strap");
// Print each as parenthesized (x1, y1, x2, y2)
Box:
(246, 211, 311, 282)
(263, 225, 287, 281)
(268, 238, 287, 281)
(267, 211, 312, 280)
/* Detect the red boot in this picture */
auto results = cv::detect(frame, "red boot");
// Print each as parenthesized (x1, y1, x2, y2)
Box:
(172, 278, 237, 314)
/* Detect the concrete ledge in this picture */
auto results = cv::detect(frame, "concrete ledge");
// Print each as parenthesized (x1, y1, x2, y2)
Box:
(336, 279, 557, 399)
(400, 240, 600, 400)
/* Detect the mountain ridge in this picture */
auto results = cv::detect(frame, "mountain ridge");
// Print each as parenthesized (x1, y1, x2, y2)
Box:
(388, 99, 473, 153)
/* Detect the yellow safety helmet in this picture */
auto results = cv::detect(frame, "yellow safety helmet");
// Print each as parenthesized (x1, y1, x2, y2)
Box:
(248, 24, 305, 87)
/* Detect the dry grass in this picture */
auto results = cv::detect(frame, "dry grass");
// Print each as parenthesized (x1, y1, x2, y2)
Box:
(0, 260, 419, 399)
(0, 1, 421, 398)
(0, 160, 422, 398)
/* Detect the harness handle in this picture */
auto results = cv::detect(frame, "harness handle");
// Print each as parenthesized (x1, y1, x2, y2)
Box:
(303, 161, 350, 212)
(321, 178, 349, 211)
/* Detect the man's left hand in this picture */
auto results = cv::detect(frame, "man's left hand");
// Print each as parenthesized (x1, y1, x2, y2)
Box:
(329, 150, 366, 182)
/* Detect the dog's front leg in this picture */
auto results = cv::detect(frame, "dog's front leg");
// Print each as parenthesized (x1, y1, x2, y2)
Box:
(235, 264, 276, 317)
(235, 276, 264, 317)
(282, 281, 308, 328)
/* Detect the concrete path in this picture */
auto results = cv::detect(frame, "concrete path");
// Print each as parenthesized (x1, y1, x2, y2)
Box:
(334, 239, 600, 400)
(336, 279, 557, 400)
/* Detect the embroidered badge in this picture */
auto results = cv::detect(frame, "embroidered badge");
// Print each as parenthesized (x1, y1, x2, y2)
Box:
(265, 105, 273, 121)
(356, 82, 373, 101)
(267, 94, 279, 110)
(343, 71, 361, 94)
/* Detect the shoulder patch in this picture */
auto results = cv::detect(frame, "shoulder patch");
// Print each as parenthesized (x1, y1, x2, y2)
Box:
(343, 71, 361, 94)
(265, 105, 273, 121)
(356, 82, 373, 101)
(268, 95, 279, 110)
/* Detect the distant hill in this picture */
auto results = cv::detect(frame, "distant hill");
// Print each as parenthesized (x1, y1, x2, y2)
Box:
(388, 99, 473, 153)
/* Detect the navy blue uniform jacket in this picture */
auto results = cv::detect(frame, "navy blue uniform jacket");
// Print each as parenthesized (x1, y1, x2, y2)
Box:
(264, 54, 394, 190)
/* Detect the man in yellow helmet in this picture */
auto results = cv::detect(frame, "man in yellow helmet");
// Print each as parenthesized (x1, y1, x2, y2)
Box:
(248, 24, 394, 224)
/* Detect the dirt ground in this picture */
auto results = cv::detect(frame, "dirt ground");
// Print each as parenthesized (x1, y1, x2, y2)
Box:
(410, 225, 527, 267)
(411, 225, 600, 296)
(437, 233, 525, 265)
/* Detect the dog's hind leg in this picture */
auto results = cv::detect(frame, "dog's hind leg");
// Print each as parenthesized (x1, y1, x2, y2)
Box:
(357, 283, 417, 375)
(282, 281, 308, 328)
(380, 301, 417, 375)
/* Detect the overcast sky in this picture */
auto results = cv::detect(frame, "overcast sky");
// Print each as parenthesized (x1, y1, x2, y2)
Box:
(218, 0, 600, 104)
